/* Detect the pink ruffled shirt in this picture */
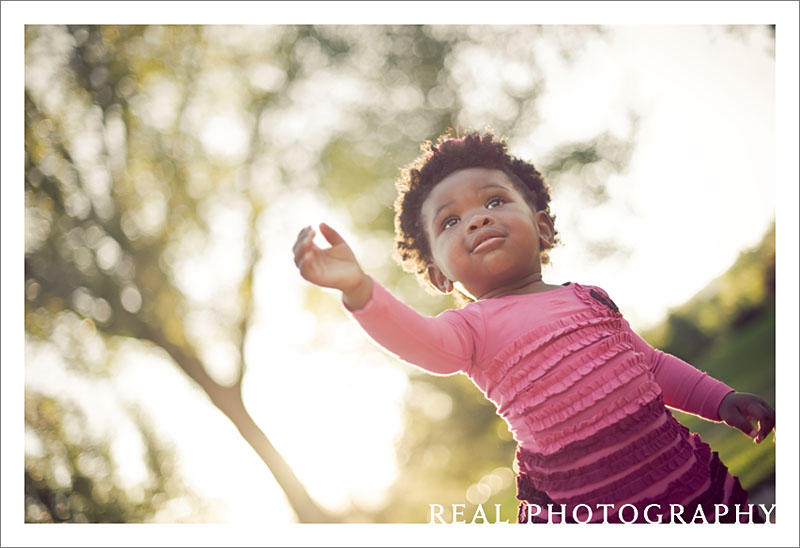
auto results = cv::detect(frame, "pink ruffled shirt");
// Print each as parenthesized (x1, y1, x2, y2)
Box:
(349, 279, 733, 450)
(348, 279, 745, 519)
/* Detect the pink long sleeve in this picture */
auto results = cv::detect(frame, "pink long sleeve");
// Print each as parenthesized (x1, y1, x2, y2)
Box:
(348, 279, 735, 421)
(629, 330, 734, 421)
(347, 278, 476, 375)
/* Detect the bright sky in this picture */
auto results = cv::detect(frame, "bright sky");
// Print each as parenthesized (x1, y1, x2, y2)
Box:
(531, 24, 777, 329)
(4, 2, 799, 548)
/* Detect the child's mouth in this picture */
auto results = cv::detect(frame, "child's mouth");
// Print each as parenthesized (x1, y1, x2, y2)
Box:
(472, 235, 504, 253)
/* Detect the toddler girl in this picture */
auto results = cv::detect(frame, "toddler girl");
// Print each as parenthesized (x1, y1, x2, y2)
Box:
(292, 131, 775, 523)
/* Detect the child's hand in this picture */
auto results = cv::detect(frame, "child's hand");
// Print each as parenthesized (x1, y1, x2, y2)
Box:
(292, 223, 372, 310)
(718, 392, 776, 444)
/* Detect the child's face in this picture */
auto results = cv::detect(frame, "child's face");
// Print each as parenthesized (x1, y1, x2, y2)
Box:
(420, 168, 554, 300)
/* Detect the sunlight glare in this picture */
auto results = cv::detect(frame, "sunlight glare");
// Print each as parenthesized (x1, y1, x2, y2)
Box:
(241, 187, 409, 513)
(200, 112, 250, 162)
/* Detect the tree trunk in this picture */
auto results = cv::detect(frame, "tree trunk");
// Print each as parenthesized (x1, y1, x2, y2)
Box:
(211, 388, 337, 523)
(139, 322, 336, 523)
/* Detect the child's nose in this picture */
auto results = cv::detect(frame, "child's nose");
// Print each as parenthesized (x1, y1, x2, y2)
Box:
(468, 215, 493, 232)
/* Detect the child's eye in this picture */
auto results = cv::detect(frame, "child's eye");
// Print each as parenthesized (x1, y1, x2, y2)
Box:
(442, 217, 459, 230)
(487, 197, 505, 209)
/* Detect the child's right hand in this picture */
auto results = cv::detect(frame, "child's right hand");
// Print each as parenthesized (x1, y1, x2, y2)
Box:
(292, 223, 372, 310)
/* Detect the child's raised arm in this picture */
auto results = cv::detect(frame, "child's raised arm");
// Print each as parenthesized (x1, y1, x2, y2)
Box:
(292, 223, 473, 376)
(292, 223, 373, 311)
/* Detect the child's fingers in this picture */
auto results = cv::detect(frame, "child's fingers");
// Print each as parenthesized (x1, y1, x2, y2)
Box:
(721, 394, 776, 444)
(295, 249, 314, 273)
(751, 402, 775, 443)
(292, 226, 314, 252)
(725, 410, 758, 440)
(293, 227, 317, 266)
(319, 223, 346, 247)
(737, 400, 774, 444)
(292, 226, 309, 251)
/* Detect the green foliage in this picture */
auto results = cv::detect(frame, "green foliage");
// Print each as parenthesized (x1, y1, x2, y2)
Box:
(668, 304, 776, 498)
(319, 138, 398, 234)
(643, 222, 775, 360)
(371, 374, 519, 523)
(640, 223, 775, 502)
(25, 391, 204, 522)
(24, 23, 325, 523)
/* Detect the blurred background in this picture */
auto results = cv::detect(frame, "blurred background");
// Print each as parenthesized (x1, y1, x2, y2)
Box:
(21, 23, 778, 525)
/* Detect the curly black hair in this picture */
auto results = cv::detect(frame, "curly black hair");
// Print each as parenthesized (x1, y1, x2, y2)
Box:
(393, 130, 558, 292)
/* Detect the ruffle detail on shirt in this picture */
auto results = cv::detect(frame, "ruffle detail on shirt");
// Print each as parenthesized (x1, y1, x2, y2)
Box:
(603, 435, 714, 520)
(511, 353, 651, 430)
(516, 473, 555, 523)
(497, 331, 636, 415)
(531, 382, 662, 452)
(517, 402, 748, 523)
(517, 367, 653, 433)
(554, 435, 705, 507)
(572, 283, 623, 318)
(675, 449, 760, 523)
(486, 313, 623, 402)
(517, 416, 681, 492)
(521, 395, 667, 465)
(517, 434, 709, 523)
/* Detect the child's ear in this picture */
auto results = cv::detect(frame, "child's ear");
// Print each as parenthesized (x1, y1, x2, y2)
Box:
(427, 264, 454, 294)
(535, 211, 555, 249)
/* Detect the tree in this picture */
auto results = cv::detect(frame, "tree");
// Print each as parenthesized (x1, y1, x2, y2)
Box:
(25, 24, 333, 522)
(25, 390, 206, 522)
(25, 24, 643, 522)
